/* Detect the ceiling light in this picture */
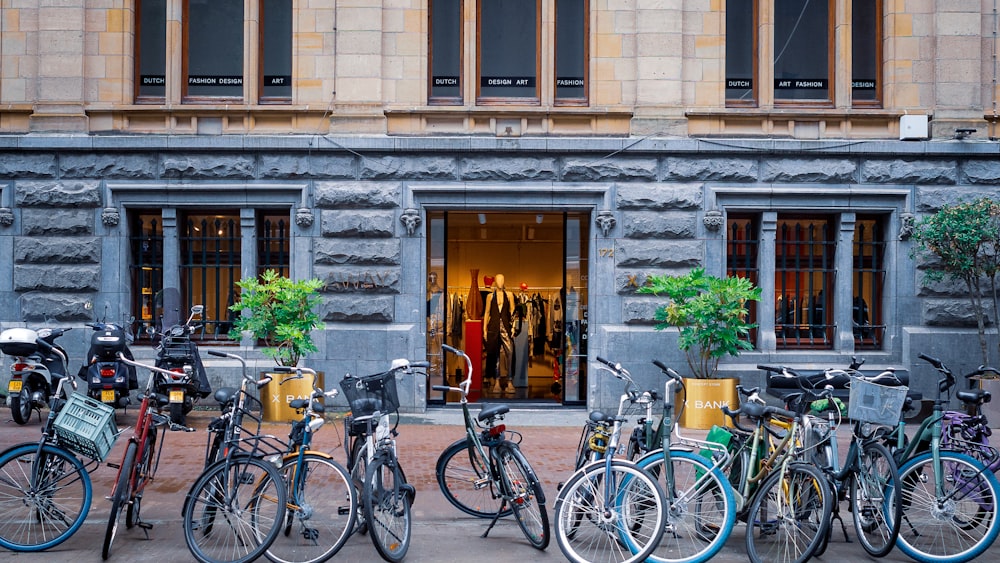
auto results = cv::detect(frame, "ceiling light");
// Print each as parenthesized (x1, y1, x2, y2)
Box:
(536, 214, 543, 224)
(478, 213, 487, 225)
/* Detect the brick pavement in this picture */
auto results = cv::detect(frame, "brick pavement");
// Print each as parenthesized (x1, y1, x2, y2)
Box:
(0, 405, 992, 562)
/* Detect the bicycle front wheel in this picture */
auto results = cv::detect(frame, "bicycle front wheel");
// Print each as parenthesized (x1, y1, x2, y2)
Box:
(436, 438, 512, 518)
(183, 455, 287, 563)
(894, 451, 1000, 563)
(495, 444, 549, 549)
(634, 449, 736, 563)
(103, 441, 138, 560)
(554, 459, 666, 563)
(850, 440, 901, 557)
(364, 454, 412, 562)
(266, 453, 357, 563)
(745, 462, 832, 563)
(128, 425, 157, 529)
(0, 443, 92, 552)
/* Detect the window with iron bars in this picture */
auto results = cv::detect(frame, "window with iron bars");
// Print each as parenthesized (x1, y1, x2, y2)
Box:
(727, 214, 759, 347)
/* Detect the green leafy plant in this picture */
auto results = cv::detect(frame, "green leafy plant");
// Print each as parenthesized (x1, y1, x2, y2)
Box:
(911, 197, 1000, 366)
(229, 269, 324, 366)
(638, 267, 761, 379)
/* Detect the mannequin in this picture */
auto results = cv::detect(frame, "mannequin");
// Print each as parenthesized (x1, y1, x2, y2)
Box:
(427, 271, 445, 378)
(482, 274, 515, 392)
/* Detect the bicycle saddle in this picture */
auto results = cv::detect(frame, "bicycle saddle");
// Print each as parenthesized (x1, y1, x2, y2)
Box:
(478, 403, 509, 422)
(588, 410, 608, 423)
(956, 388, 991, 406)
(213, 386, 237, 408)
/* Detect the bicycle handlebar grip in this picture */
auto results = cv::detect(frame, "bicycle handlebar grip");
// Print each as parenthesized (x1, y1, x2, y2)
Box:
(596, 356, 616, 368)
(441, 344, 460, 355)
(410, 361, 431, 368)
(757, 364, 783, 374)
(431, 385, 452, 392)
(272, 366, 295, 373)
(207, 350, 227, 357)
(918, 353, 942, 368)
(652, 359, 669, 371)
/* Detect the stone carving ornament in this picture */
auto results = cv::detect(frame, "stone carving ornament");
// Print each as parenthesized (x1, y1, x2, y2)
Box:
(400, 208, 421, 236)
(102, 207, 120, 227)
(0, 208, 12, 227)
(595, 210, 616, 237)
(703, 209, 724, 231)
(296, 207, 314, 228)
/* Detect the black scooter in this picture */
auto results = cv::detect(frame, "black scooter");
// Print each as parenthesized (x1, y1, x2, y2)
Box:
(79, 319, 138, 410)
(153, 304, 211, 426)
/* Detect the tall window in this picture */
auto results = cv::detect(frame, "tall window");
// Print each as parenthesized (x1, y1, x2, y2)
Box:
(135, 0, 167, 102)
(428, 0, 588, 106)
(727, 215, 760, 345)
(853, 216, 886, 349)
(260, 0, 293, 103)
(129, 209, 290, 343)
(775, 216, 836, 348)
(726, 0, 879, 107)
(184, 0, 244, 101)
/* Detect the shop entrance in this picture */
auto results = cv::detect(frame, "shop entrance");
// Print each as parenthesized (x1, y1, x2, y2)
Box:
(426, 211, 589, 405)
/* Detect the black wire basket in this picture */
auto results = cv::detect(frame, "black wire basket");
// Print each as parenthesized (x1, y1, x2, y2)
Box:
(340, 370, 400, 417)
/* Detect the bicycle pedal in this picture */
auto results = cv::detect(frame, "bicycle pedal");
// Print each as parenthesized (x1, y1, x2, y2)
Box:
(338, 506, 351, 516)
(107, 462, 120, 470)
(301, 527, 319, 541)
(137, 521, 154, 530)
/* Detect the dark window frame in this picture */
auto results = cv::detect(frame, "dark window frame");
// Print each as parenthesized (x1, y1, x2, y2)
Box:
(475, 0, 542, 106)
(774, 215, 836, 350)
(553, 0, 589, 107)
(428, 0, 464, 105)
(851, 0, 883, 108)
(773, 0, 835, 107)
(134, 0, 167, 104)
(259, 0, 293, 105)
(182, 0, 245, 104)
(725, 0, 758, 107)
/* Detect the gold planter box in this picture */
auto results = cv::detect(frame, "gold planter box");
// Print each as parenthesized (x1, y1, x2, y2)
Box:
(261, 371, 325, 423)
(676, 377, 739, 430)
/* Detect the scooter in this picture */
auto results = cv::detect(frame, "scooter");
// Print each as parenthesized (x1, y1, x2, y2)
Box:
(153, 304, 211, 426)
(1, 326, 71, 425)
(78, 318, 138, 410)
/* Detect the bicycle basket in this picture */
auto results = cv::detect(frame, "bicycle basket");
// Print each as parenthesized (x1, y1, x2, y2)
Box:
(340, 371, 400, 416)
(53, 392, 119, 461)
(848, 378, 908, 426)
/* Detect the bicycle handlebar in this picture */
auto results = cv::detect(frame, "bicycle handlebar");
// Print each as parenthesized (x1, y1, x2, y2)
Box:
(206, 349, 271, 387)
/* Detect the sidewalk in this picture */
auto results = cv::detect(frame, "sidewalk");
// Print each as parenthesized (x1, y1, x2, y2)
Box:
(0, 404, 983, 562)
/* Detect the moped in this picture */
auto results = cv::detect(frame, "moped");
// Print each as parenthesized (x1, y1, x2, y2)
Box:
(78, 317, 138, 410)
(153, 303, 210, 426)
(1, 326, 71, 424)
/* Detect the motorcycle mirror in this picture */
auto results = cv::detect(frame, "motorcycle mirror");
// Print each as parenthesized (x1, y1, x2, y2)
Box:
(191, 305, 205, 316)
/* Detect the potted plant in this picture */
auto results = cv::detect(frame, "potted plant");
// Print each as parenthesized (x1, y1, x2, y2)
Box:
(638, 267, 761, 428)
(911, 198, 1000, 423)
(228, 269, 324, 422)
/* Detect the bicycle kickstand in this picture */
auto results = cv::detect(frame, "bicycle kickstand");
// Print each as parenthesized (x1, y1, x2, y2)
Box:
(482, 501, 508, 538)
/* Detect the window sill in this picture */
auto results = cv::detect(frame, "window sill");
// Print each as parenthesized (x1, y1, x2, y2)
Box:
(686, 108, 918, 139)
(383, 106, 633, 136)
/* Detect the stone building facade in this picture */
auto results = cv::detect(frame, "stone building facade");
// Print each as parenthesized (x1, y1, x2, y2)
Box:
(1, 1, 999, 412)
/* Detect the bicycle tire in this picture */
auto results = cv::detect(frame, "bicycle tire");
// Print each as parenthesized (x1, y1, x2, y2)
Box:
(349, 438, 369, 535)
(893, 450, 1000, 563)
(364, 453, 412, 562)
(103, 441, 138, 560)
(554, 459, 666, 563)
(182, 455, 287, 563)
(436, 438, 513, 518)
(495, 444, 549, 549)
(128, 425, 157, 529)
(10, 389, 32, 425)
(745, 462, 832, 563)
(266, 453, 357, 563)
(0, 442, 92, 552)
(634, 449, 737, 563)
(849, 440, 901, 557)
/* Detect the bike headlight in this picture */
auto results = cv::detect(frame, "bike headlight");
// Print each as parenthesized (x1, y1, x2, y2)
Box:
(308, 417, 325, 432)
(265, 454, 284, 468)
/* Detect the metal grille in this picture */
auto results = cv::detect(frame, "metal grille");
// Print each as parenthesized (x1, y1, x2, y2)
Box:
(853, 216, 886, 350)
(181, 214, 240, 340)
(776, 218, 835, 349)
(130, 212, 164, 340)
(258, 214, 289, 276)
(727, 215, 759, 346)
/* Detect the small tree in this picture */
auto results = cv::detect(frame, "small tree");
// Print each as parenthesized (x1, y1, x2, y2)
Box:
(638, 268, 761, 379)
(229, 269, 324, 366)
(911, 197, 1000, 366)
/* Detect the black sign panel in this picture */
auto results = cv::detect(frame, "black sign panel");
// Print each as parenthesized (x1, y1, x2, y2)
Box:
(851, 79, 876, 90)
(556, 77, 585, 87)
(188, 75, 244, 86)
(480, 76, 536, 88)
(263, 75, 291, 86)
(433, 76, 460, 86)
(141, 75, 166, 86)
(726, 78, 753, 89)
(774, 78, 828, 89)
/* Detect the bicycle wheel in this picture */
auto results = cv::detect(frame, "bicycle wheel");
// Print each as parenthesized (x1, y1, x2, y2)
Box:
(349, 438, 369, 535)
(745, 462, 832, 563)
(128, 425, 157, 529)
(103, 441, 138, 560)
(634, 449, 736, 563)
(849, 440, 901, 557)
(0, 442, 92, 552)
(183, 455, 287, 563)
(266, 453, 357, 563)
(893, 451, 1000, 563)
(495, 444, 549, 549)
(436, 438, 512, 518)
(554, 459, 666, 563)
(364, 454, 412, 562)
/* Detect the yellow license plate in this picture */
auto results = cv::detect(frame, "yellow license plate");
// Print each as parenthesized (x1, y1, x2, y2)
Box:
(101, 390, 116, 403)
(169, 390, 184, 403)
(7, 380, 22, 393)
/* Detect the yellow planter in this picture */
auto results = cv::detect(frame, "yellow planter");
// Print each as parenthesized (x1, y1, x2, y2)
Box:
(676, 377, 739, 430)
(261, 371, 325, 423)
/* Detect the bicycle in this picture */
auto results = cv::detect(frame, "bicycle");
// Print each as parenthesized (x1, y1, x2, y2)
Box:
(717, 383, 834, 563)
(103, 354, 196, 559)
(759, 363, 903, 558)
(613, 358, 738, 563)
(341, 357, 424, 562)
(181, 362, 288, 563)
(553, 356, 667, 563)
(265, 363, 357, 563)
(432, 344, 549, 550)
(0, 343, 117, 553)
(937, 365, 1000, 473)
(884, 353, 1000, 563)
